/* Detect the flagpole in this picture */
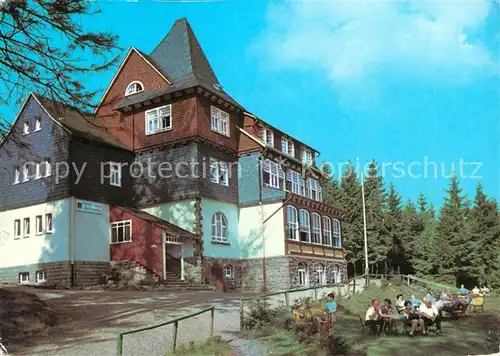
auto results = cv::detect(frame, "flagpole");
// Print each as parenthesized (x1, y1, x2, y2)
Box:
(360, 171, 369, 282)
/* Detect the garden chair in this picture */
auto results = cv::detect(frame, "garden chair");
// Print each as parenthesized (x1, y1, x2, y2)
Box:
(471, 296, 485, 313)
(358, 314, 366, 335)
(309, 307, 332, 335)
(292, 309, 305, 324)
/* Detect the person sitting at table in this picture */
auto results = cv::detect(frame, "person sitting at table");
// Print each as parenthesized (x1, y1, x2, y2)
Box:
(441, 290, 451, 302)
(411, 295, 421, 308)
(472, 286, 480, 295)
(381, 298, 393, 315)
(395, 294, 405, 313)
(481, 286, 490, 295)
(459, 284, 469, 295)
(402, 300, 423, 336)
(365, 299, 384, 336)
(435, 293, 444, 312)
(418, 299, 442, 335)
(425, 291, 436, 304)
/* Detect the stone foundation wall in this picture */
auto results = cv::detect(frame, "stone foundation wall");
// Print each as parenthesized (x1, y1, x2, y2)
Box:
(289, 256, 347, 289)
(240, 256, 291, 292)
(203, 257, 241, 292)
(0, 261, 110, 288)
(201, 256, 347, 293)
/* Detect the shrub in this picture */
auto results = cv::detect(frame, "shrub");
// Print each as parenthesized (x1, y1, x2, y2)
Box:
(243, 298, 288, 330)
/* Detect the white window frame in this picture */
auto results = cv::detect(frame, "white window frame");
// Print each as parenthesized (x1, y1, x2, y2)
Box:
(223, 264, 233, 278)
(307, 178, 323, 202)
(19, 272, 29, 284)
(323, 216, 332, 246)
(45, 213, 53, 233)
(35, 215, 43, 235)
(145, 104, 172, 135)
(125, 81, 144, 96)
(259, 128, 274, 146)
(281, 137, 294, 157)
(14, 166, 20, 184)
(286, 169, 305, 196)
(311, 213, 322, 244)
(23, 121, 29, 135)
(210, 106, 229, 136)
(35, 117, 42, 132)
(14, 219, 21, 239)
(299, 209, 310, 243)
(36, 270, 47, 283)
(23, 217, 30, 237)
(22, 163, 30, 182)
(35, 162, 42, 179)
(333, 265, 341, 284)
(211, 212, 228, 243)
(302, 148, 313, 165)
(111, 220, 132, 244)
(43, 159, 51, 177)
(286, 205, 298, 241)
(110, 162, 122, 187)
(316, 264, 326, 285)
(333, 219, 341, 248)
(298, 263, 308, 286)
(210, 158, 229, 186)
(263, 159, 285, 189)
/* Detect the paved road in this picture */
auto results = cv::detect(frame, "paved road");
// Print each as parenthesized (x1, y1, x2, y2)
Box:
(18, 289, 253, 356)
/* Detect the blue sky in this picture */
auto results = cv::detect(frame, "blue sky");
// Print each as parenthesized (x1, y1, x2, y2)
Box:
(3, 1, 499, 207)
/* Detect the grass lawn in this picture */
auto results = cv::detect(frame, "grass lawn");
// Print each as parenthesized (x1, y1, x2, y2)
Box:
(164, 338, 232, 356)
(337, 283, 500, 356)
(244, 282, 500, 356)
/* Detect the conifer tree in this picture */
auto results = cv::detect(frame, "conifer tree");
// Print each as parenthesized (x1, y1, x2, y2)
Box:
(412, 196, 439, 277)
(468, 183, 500, 287)
(385, 183, 405, 274)
(337, 162, 363, 275)
(438, 175, 468, 284)
(363, 161, 388, 274)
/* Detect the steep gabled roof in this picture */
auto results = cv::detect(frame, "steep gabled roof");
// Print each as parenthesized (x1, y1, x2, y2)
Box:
(94, 47, 171, 113)
(35, 94, 129, 150)
(150, 17, 219, 86)
(144, 17, 243, 110)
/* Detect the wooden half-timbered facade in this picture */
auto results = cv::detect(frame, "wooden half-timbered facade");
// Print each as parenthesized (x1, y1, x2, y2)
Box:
(0, 17, 346, 291)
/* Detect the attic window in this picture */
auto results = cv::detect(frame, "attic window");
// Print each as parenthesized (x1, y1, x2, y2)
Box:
(125, 81, 144, 96)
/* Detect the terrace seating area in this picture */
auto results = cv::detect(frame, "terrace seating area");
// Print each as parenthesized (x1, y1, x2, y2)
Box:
(291, 284, 490, 338)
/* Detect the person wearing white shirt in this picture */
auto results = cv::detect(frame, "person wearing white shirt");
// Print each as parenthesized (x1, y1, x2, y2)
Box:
(418, 299, 442, 334)
(395, 294, 405, 313)
(364, 299, 384, 336)
(472, 286, 480, 295)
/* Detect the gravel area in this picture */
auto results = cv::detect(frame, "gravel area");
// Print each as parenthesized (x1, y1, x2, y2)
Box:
(229, 339, 267, 356)
(12, 289, 254, 356)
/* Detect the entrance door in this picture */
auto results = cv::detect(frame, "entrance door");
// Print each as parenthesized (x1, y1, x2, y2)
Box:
(164, 233, 184, 280)
(211, 263, 224, 292)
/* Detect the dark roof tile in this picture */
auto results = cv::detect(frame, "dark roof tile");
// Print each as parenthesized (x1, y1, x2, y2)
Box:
(35, 94, 129, 150)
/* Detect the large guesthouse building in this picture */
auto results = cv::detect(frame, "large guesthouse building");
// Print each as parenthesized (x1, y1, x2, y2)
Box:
(0, 19, 346, 291)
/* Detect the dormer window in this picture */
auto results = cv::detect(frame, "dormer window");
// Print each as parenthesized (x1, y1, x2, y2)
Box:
(125, 81, 144, 96)
(302, 148, 313, 165)
(23, 121, 30, 135)
(259, 128, 274, 146)
(281, 137, 294, 157)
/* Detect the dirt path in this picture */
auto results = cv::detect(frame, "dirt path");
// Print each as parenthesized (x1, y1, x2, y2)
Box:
(12, 288, 254, 356)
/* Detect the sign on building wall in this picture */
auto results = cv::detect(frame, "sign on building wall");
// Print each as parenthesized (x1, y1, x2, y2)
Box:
(76, 200, 103, 214)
